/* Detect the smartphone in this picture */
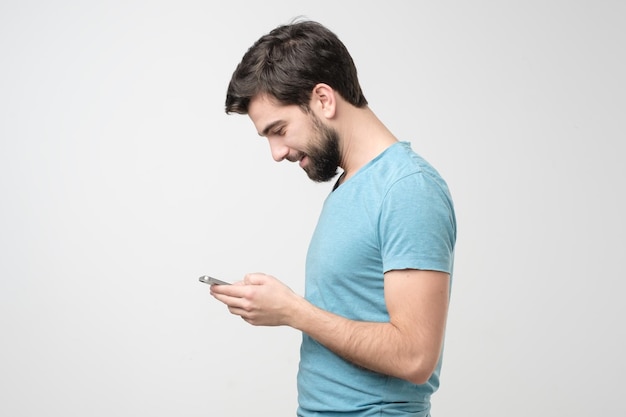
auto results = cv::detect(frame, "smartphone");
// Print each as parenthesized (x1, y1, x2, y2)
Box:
(198, 275, 231, 285)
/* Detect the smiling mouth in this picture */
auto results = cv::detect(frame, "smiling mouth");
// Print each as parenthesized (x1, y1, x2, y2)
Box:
(286, 152, 306, 165)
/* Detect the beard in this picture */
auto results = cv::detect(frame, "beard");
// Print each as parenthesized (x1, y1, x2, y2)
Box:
(302, 114, 342, 183)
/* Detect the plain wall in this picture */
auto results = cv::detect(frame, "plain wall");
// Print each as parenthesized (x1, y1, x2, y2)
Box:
(1, 1, 624, 415)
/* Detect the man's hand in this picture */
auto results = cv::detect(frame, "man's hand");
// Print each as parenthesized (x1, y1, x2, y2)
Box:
(209, 273, 303, 326)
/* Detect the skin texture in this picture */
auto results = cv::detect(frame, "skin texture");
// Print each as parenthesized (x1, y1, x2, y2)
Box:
(211, 84, 450, 384)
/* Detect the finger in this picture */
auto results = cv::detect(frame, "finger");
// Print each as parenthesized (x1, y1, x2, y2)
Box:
(228, 306, 249, 318)
(211, 291, 248, 310)
(244, 273, 268, 285)
(243, 274, 254, 285)
(210, 283, 247, 297)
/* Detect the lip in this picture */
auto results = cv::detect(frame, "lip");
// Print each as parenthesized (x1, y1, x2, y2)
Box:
(299, 155, 308, 168)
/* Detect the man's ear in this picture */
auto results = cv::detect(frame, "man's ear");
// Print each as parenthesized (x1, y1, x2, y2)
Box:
(310, 83, 337, 119)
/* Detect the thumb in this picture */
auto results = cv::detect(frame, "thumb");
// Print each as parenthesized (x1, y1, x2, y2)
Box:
(243, 273, 269, 285)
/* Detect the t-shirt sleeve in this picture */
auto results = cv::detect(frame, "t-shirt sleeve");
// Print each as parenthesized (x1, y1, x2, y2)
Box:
(379, 171, 456, 274)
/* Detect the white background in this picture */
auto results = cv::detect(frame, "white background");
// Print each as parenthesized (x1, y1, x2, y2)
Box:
(1, 1, 624, 416)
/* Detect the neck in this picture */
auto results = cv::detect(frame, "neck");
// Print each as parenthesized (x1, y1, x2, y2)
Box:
(336, 105, 398, 182)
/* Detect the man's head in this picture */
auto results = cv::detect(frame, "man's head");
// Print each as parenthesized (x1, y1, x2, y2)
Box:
(225, 20, 367, 115)
(247, 91, 342, 183)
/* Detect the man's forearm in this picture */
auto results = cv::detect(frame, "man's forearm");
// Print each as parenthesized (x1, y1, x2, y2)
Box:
(289, 297, 441, 385)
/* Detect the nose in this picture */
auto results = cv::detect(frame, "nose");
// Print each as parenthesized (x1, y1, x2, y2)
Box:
(268, 138, 290, 162)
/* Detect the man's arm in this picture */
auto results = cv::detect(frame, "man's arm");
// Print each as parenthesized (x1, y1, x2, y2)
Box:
(210, 269, 449, 385)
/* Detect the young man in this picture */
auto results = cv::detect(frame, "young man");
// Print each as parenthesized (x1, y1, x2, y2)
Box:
(211, 20, 456, 417)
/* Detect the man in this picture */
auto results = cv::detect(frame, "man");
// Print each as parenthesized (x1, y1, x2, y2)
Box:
(210, 19, 456, 417)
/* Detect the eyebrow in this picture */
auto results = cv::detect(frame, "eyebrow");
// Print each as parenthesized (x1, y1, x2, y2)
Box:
(259, 120, 285, 137)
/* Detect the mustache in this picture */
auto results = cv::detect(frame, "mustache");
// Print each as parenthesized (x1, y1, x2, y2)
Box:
(286, 152, 305, 163)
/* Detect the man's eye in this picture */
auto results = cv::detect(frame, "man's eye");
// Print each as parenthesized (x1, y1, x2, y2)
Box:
(273, 127, 286, 136)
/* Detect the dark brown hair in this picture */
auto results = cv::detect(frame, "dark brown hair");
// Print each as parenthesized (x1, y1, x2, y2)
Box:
(225, 20, 367, 114)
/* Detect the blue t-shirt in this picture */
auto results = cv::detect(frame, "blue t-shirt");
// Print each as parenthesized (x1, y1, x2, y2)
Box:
(297, 142, 456, 417)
